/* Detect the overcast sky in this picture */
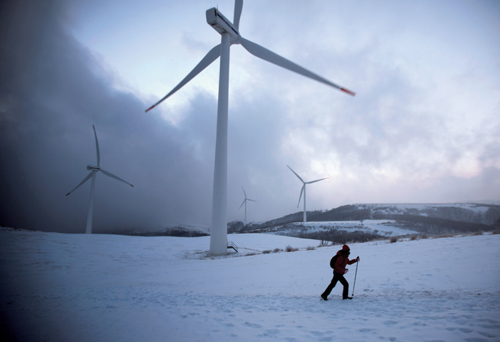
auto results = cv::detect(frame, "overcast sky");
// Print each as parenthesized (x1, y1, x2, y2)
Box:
(1, 0, 499, 233)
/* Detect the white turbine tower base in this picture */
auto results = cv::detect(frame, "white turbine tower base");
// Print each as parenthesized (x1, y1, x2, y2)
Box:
(146, 0, 355, 255)
(288, 165, 328, 223)
(66, 125, 134, 234)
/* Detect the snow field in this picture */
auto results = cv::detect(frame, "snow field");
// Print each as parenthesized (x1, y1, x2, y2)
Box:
(355, 203, 492, 215)
(0, 228, 499, 341)
(286, 220, 418, 236)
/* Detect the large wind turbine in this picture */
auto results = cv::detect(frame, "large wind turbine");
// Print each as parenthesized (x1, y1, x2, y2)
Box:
(146, 0, 355, 255)
(238, 186, 256, 223)
(66, 125, 134, 234)
(288, 165, 328, 223)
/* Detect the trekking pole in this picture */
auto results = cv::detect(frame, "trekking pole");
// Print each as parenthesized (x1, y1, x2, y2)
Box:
(352, 260, 359, 297)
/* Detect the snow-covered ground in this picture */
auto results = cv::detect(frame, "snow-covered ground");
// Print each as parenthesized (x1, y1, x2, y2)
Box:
(283, 220, 418, 237)
(1, 227, 499, 342)
(354, 202, 492, 215)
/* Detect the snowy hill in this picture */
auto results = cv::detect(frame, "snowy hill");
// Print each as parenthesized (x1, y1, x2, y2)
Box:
(1, 227, 499, 341)
(228, 203, 500, 239)
(353, 203, 500, 224)
(265, 220, 419, 238)
(112, 203, 500, 241)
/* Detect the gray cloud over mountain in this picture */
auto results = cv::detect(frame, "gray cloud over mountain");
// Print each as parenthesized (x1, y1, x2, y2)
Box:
(1, 0, 499, 233)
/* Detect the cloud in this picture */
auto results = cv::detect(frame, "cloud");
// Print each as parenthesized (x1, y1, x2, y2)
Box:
(1, 0, 499, 233)
(0, 0, 217, 232)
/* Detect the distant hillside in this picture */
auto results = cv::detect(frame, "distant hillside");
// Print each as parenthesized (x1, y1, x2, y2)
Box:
(121, 203, 500, 241)
(352, 203, 500, 225)
(123, 224, 210, 237)
(228, 203, 500, 239)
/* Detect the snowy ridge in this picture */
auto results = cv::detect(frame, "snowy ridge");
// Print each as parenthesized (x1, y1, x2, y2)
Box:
(1, 227, 499, 341)
(354, 202, 492, 215)
(119, 203, 500, 238)
(231, 203, 500, 239)
(127, 223, 210, 237)
(266, 220, 418, 237)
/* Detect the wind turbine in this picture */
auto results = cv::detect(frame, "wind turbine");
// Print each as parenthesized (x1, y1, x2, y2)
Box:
(238, 186, 256, 223)
(146, 0, 355, 255)
(66, 125, 134, 234)
(287, 165, 328, 223)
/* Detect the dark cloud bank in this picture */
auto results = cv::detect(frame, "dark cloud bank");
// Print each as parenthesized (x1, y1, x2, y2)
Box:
(0, 0, 294, 234)
(0, 1, 220, 233)
(2, 1, 499, 234)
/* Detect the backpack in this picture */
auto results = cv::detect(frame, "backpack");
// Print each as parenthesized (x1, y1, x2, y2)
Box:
(330, 255, 339, 269)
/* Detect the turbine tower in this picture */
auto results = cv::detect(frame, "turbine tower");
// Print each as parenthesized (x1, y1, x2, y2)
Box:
(146, 0, 355, 255)
(238, 186, 256, 223)
(66, 125, 134, 234)
(287, 165, 328, 223)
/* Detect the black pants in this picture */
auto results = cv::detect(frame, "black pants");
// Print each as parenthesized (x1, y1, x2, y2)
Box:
(322, 271, 349, 299)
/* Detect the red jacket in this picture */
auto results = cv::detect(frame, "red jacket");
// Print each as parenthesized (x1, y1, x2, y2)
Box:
(334, 250, 357, 274)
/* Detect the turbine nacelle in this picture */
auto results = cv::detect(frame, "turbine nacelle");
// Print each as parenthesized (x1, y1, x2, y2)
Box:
(87, 165, 100, 171)
(206, 8, 239, 42)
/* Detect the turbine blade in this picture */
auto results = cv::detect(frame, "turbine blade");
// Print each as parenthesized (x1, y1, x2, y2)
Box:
(307, 177, 329, 184)
(100, 169, 134, 187)
(238, 199, 246, 210)
(66, 172, 93, 196)
(145, 44, 221, 112)
(287, 165, 304, 183)
(242, 186, 247, 199)
(240, 37, 355, 96)
(297, 184, 305, 208)
(233, 0, 243, 31)
(93, 125, 100, 167)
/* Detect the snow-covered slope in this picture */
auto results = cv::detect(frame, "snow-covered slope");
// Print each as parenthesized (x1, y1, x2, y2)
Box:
(357, 202, 491, 214)
(226, 203, 499, 240)
(267, 220, 418, 237)
(1, 228, 499, 341)
(354, 202, 499, 224)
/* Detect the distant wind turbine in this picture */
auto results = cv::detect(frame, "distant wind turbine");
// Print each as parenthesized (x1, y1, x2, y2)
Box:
(146, 0, 355, 255)
(287, 165, 328, 223)
(66, 125, 134, 234)
(238, 186, 256, 223)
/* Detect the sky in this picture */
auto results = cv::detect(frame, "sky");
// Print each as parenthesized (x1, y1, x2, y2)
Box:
(1, 0, 499, 233)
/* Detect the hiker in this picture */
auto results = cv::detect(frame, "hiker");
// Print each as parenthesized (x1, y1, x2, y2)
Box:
(321, 244, 360, 300)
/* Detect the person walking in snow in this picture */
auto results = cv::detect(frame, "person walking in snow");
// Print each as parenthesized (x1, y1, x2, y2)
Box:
(321, 244, 359, 300)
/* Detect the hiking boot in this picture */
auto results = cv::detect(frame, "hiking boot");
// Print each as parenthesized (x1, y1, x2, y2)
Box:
(343, 297, 353, 300)
(321, 294, 328, 301)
